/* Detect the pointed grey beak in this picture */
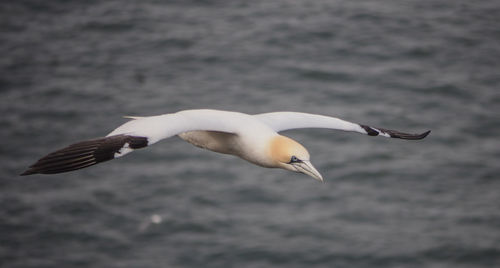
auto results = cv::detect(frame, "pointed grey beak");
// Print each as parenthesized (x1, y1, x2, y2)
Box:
(292, 160, 324, 182)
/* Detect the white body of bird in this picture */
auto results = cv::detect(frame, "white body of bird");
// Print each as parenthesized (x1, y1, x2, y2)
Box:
(21, 109, 430, 182)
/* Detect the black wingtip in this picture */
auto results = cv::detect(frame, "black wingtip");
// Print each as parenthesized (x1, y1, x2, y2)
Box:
(390, 129, 431, 140)
(362, 124, 431, 140)
(419, 130, 431, 139)
(19, 135, 149, 176)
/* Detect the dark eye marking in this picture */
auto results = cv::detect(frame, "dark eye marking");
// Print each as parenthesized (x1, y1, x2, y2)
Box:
(289, 155, 302, 164)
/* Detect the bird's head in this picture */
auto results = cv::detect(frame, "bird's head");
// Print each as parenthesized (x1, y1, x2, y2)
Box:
(269, 135, 323, 182)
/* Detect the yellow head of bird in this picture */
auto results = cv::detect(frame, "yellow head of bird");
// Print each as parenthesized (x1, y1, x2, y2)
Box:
(269, 135, 323, 182)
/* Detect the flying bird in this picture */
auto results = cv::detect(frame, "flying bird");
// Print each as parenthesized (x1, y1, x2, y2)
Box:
(21, 109, 430, 181)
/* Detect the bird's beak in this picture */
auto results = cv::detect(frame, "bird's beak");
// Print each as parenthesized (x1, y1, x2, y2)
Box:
(292, 161, 324, 182)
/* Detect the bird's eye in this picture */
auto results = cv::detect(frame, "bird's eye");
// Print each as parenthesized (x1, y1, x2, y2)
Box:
(290, 156, 299, 163)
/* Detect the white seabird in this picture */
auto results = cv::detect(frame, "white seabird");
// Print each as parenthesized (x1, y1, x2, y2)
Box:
(21, 109, 430, 181)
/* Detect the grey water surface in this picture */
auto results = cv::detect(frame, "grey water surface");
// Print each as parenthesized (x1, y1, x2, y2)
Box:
(1, 1, 500, 267)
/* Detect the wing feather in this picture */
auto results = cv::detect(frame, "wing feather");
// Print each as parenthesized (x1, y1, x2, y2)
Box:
(21, 110, 254, 175)
(20, 135, 148, 175)
(255, 112, 430, 140)
(106, 109, 247, 144)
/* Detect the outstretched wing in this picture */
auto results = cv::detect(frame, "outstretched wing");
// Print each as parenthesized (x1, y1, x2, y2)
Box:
(20, 135, 148, 175)
(254, 112, 430, 140)
(21, 110, 249, 175)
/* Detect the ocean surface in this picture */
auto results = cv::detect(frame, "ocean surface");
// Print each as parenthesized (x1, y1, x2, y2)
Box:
(1, 1, 500, 267)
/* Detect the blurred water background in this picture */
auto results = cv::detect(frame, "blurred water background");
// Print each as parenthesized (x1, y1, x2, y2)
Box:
(1, 0, 500, 267)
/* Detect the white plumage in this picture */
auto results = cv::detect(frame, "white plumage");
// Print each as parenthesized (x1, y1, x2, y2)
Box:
(21, 109, 430, 181)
